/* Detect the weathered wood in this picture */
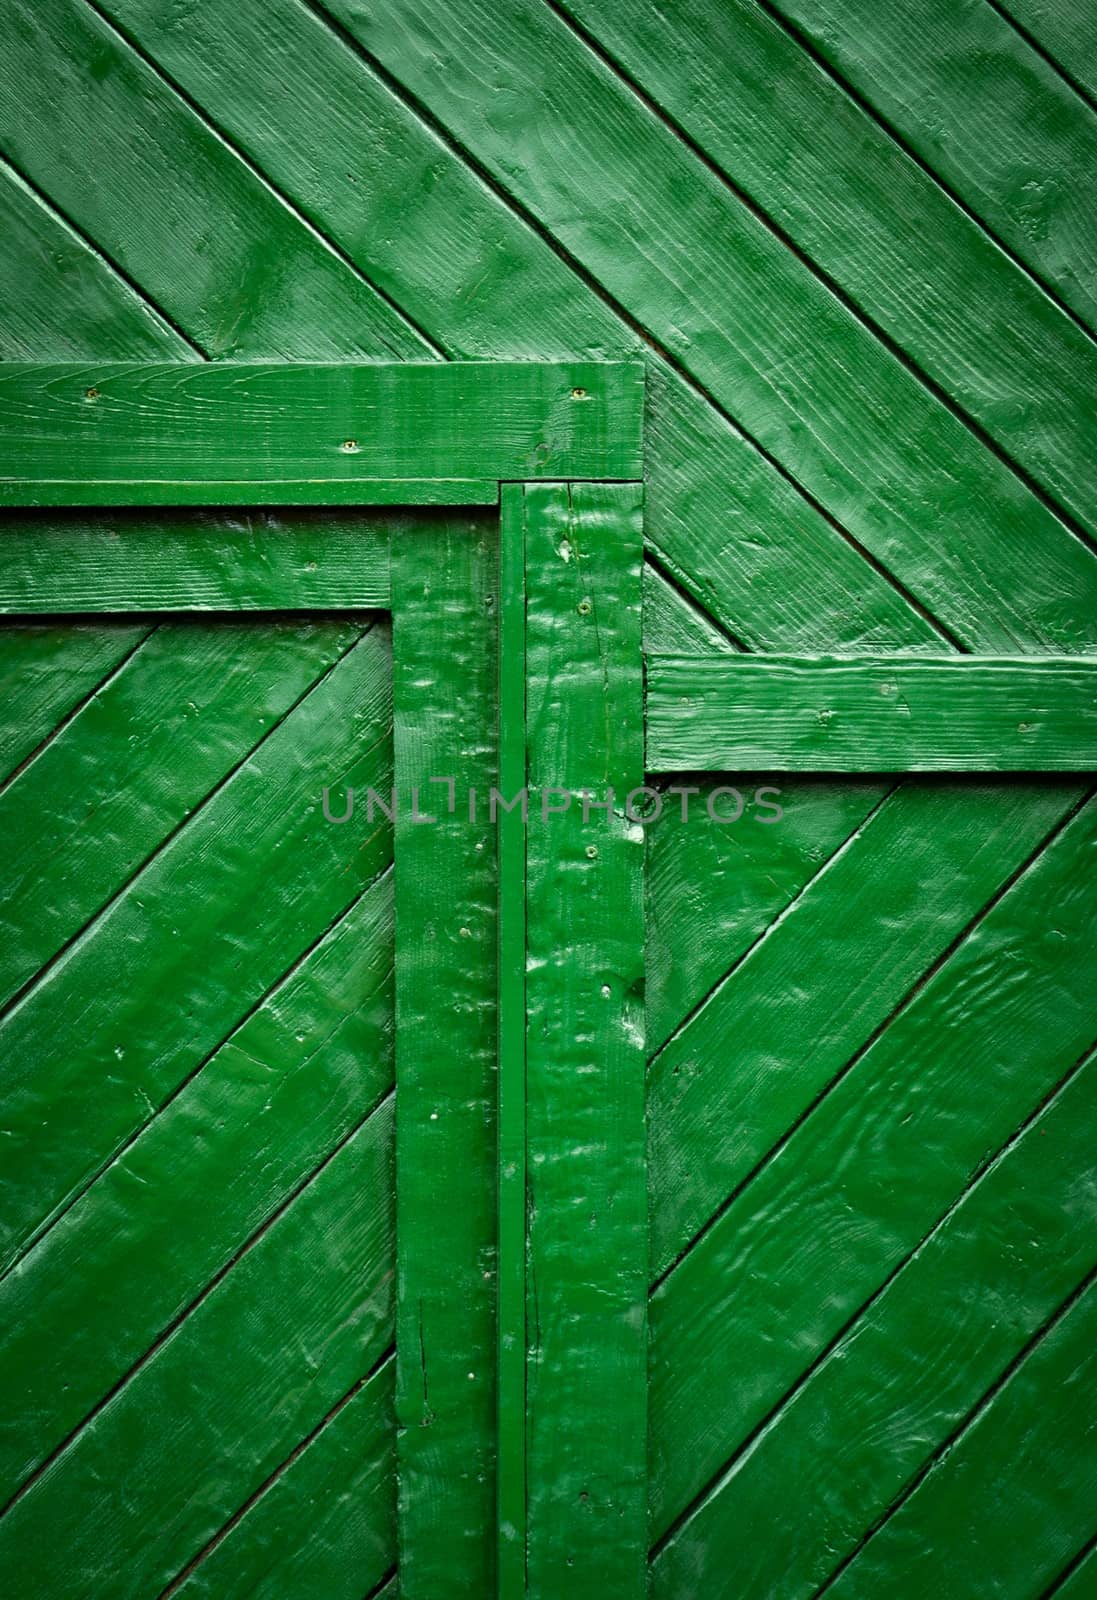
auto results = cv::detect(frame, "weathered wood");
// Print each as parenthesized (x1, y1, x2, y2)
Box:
(329, 0, 1097, 653)
(652, 1043, 1097, 1598)
(998, 0, 1097, 104)
(825, 1276, 1097, 1600)
(0, 1098, 395, 1600)
(0, 875, 393, 1506)
(523, 483, 646, 1597)
(650, 792, 1097, 1536)
(768, 0, 1097, 337)
(0, 479, 496, 509)
(173, 1358, 396, 1600)
(0, 620, 149, 781)
(647, 654, 1097, 771)
(0, 509, 390, 613)
(391, 511, 499, 1597)
(496, 485, 527, 1598)
(559, 0, 1097, 546)
(82, 0, 942, 654)
(0, 623, 392, 1270)
(648, 780, 1079, 1277)
(0, 362, 643, 488)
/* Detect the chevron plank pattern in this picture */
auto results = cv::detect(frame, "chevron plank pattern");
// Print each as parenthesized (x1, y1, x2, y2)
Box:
(1, 0, 1096, 1591)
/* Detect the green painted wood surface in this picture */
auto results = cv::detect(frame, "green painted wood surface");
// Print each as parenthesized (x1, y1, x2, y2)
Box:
(647, 654, 1097, 771)
(0, 362, 643, 486)
(523, 483, 647, 1596)
(0, 509, 390, 612)
(391, 510, 500, 1597)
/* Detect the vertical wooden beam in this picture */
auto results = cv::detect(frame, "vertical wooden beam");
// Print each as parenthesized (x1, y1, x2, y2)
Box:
(523, 482, 647, 1598)
(392, 510, 500, 1597)
(497, 484, 529, 1597)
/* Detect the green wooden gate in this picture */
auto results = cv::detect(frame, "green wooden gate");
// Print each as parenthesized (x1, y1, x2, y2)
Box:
(3, 1, 1097, 1596)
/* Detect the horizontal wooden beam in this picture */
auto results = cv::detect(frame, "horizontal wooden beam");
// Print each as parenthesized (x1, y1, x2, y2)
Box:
(0, 479, 498, 509)
(647, 654, 1097, 771)
(0, 362, 643, 489)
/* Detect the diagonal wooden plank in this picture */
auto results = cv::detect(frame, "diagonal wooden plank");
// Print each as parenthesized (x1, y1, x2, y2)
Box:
(0, 869, 392, 1505)
(0, 617, 371, 1011)
(0, 1096, 395, 1600)
(825, 1273, 1097, 1600)
(645, 775, 887, 1055)
(315, 0, 1097, 653)
(0, 158, 191, 361)
(767, 0, 1097, 338)
(1047, 1538, 1097, 1600)
(170, 1356, 395, 1600)
(0, 622, 391, 1270)
(648, 779, 1079, 1275)
(0, 620, 149, 784)
(649, 790, 1097, 1535)
(81, 0, 942, 653)
(996, 0, 1097, 106)
(652, 1042, 1097, 1596)
(0, 0, 425, 360)
(556, 0, 1097, 546)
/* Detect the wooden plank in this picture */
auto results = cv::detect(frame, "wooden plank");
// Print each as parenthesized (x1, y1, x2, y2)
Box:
(999, 0, 1097, 104)
(825, 1277, 1097, 1600)
(523, 482, 646, 1597)
(391, 511, 499, 1597)
(495, 485, 527, 1598)
(768, 0, 1097, 337)
(653, 1045, 1097, 1596)
(0, 159, 190, 362)
(648, 779, 1079, 1277)
(0, 480, 497, 509)
(88, 0, 942, 655)
(0, 0, 422, 362)
(324, 0, 1097, 653)
(172, 1358, 395, 1600)
(649, 791, 1097, 1536)
(0, 620, 149, 781)
(645, 775, 886, 1055)
(0, 510, 391, 612)
(647, 654, 1097, 771)
(0, 1097, 395, 1600)
(0, 618, 372, 1009)
(559, 0, 1097, 546)
(0, 361, 642, 487)
(0, 874, 392, 1505)
(0, 623, 392, 1270)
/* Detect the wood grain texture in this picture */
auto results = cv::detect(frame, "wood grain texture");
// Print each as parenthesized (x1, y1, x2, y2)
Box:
(391, 511, 499, 1598)
(0, 479, 497, 509)
(0, 362, 643, 486)
(0, 874, 393, 1506)
(0, 509, 390, 612)
(652, 1045, 1097, 1597)
(647, 779, 1077, 1277)
(80, 0, 942, 654)
(558, 0, 1097, 545)
(0, 1098, 395, 1600)
(647, 654, 1097, 771)
(325, 0, 1097, 653)
(173, 1356, 396, 1600)
(998, 0, 1097, 103)
(826, 1275, 1097, 1600)
(0, 620, 149, 781)
(0, 0, 420, 360)
(768, 0, 1097, 336)
(523, 483, 646, 1597)
(650, 790, 1097, 1535)
(0, 622, 392, 1269)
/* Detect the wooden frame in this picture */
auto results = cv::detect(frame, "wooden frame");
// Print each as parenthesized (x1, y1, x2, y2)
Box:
(0, 361, 647, 1600)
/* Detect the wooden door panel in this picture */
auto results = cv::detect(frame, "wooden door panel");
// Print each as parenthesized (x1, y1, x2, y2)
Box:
(0, 610, 399, 1598)
(647, 776, 1097, 1596)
